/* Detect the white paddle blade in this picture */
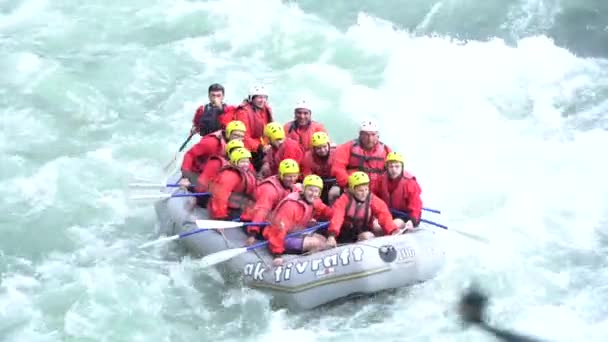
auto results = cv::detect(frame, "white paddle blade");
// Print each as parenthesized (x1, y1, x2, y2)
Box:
(129, 183, 167, 189)
(198, 247, 248, 268)
(138, 235, 179, 249)
(195, 219, 245, 229)
(130, 193, 172, 201)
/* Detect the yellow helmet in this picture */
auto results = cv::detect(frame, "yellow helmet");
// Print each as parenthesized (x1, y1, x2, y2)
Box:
(226, 120, 246, 137)
(385, 151, 404, 164)
(278, 158, 300, 178)
(348, 171, 370, 190)
(303, 174, 323, 190)
(264, 122, 285, 142)
(229, 147, 251, 164)
(310, 131, 330, 148)
(226, 139, 245, 155)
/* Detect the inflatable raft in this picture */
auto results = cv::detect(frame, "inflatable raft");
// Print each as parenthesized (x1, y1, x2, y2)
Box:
(153, 187, 446, 311)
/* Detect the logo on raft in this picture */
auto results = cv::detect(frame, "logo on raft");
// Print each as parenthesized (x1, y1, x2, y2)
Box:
(243, 246, 365, 283)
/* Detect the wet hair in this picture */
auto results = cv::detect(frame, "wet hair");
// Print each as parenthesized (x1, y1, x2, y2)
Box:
(208, 83, 225, 94)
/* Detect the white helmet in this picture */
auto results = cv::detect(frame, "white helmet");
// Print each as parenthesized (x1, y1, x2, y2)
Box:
(294, 99, 312, 112)
(248, 84, 268, 100)
(359, 119, 379, 132)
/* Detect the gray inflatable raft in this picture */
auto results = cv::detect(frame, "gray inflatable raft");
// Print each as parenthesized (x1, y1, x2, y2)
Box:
(153, 189, 446, 311)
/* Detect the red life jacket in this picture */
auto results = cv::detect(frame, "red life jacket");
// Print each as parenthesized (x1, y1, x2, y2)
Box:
(217, 164, 257, 210)
(259, 175, 291, 200)
(196, 155, 229, 192)
(197, 104, 227, 136)
(236, 101, 274, 140)
(347, 139, 390, 175)
(376, 172, 416, 210)
(192, 131, 226, 172)
(342, 192, 372, 234)
(285, 121, 324, 150)
(274, 192, 314, 225)
(304, 146, 335, 178)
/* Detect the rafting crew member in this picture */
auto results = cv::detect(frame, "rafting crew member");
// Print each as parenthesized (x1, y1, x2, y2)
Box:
(191, 83, 236, 136)
(234, 84, 274, 172)
(326, 171, 398, 245)
(300, 131, 337, 204)
(329, 119, 392, 202)
(373, 152, 423, 232)
(258, 122, 304, 178)
(180, 120, 247, 186)
(242, 159, 301, 246)
(264, 175, 334, 266)
(207, 147, 258, 220)
(283, 99, 327, 151)
(191, 139, 247, 197)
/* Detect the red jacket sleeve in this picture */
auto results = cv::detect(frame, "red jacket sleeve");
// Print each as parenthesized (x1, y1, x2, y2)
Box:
(331, 141, 352, 188)
(281, 139, 304, 165)
(371, 194, 398, 235)
(194, 159, 222, 193)
(405, 178, 423, 223)
(218, 105, 236, 128)
(192, 105, 205, 130)
(301, 151, 314, 176)
(312, 199, 333, 221)
(265, 201, 301, 255)
(208, 170, 241, 219)
(327, 194, 349, 237)
(181, 137, 220, 172)
(246, 184, 281, 235)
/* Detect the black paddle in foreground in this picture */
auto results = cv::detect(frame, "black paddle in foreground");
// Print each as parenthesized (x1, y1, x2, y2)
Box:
(458, 286, 549, 342)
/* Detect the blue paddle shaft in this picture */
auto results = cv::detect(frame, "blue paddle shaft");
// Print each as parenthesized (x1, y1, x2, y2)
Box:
(390, 209, 447, 229)
(171, 192, 209, 198)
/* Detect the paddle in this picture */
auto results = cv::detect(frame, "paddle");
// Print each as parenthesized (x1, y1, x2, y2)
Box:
(194, 219, 269, 229)
(197, 222, 330, 269)
(139, 221, 270, 248)
(390, 209, 488, 243)
(163, 132, 195, 172)
(130, 192, 209, 201)
(459, 286, 545, 342)
(128, 182, 180, 189)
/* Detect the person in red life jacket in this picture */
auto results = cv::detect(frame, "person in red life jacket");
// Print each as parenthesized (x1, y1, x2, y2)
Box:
(259, 122, 304, 178)
(373, 151, 423, 232)
(207, 147, 258, 220)
(329, 119, 392, 201)
(301, 131, 337, 204)
(283, 99, 327, 151)
(234, 84, 274, 171)
(191, 83, 236, 136)
(326, 171, 399, 246)
(192, 139, 245, 193)
(179, 120, 247, 186)
(242, 159, 301, 246)
(264, 175, 334, 266)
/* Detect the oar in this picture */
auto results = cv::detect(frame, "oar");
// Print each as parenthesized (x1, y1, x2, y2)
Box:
(163, 132, 195, 172)
(459, 286, 546, 342)
(130, 192, 209, 201)
(128, 182, 180, 189)
(198, 222, 330, 268)
(139, 221, 270, 248)
(195, 219, 269, 229)
(390, 209, 488, 243)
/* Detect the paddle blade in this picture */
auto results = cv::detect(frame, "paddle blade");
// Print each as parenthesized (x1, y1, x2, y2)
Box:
(195, 219, 245, 229)
(138, 235, 179, 249)
(198, 247, 248, 268)
(452, 229, 490, 244)
(130, 193, 172, 201)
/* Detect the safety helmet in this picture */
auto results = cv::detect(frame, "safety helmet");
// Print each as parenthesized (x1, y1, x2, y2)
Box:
(229, 147, 251, 164)
(385, 151, 404, 164)
(359, 119, 379, 132)
(303, 174, 323, 190)
(310, 131, 330, 148)
(264, 122, 285, 142)
(348, 171, 370, 190)
(225, 120, 246, 137)
(278, 159, 300, 178)
(248, 84, 268, 101)
(294, 99, 312, 112)
(226, 139, 245, 155)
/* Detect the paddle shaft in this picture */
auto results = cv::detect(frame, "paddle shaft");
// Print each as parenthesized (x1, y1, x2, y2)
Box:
(178, 132, 195, 152)
(390, 209, 447, 229)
